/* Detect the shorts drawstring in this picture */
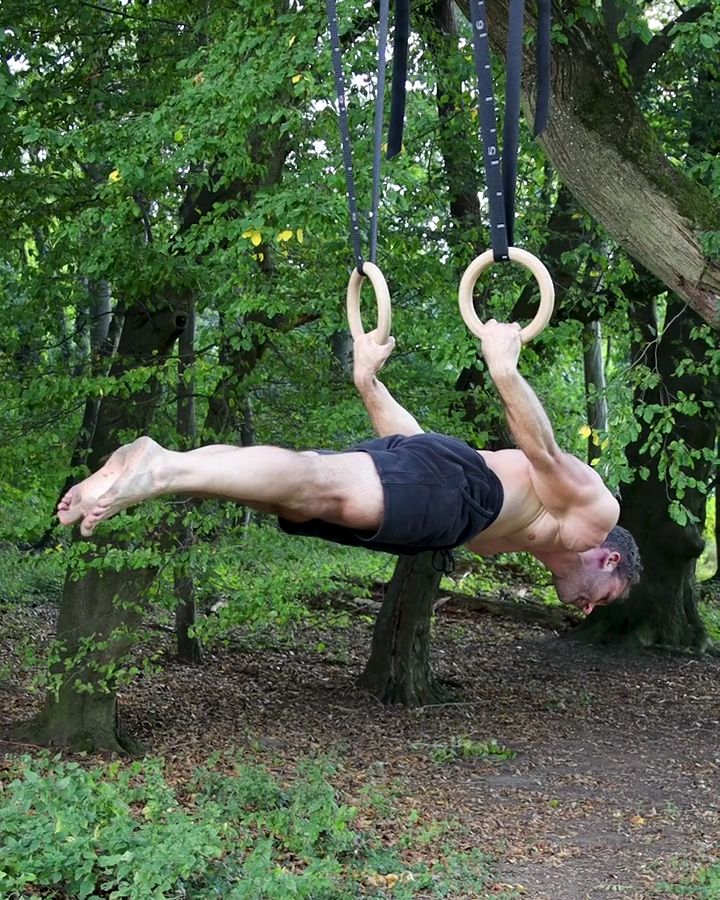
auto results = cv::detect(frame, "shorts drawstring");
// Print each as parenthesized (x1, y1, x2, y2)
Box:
(432, 549, 455, 575)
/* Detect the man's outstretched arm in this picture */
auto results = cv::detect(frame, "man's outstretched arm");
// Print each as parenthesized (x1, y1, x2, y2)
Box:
(480, 322, 561, 468)
(478, 321, 613, 511)
(353, 331, 424, 437)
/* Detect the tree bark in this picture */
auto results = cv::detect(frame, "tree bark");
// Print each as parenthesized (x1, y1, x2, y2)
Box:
(582, 320, 608, 465)
(15, 291, 190, 752)
(174, 302, 203, 665)
(573, 293, 718, 650)
(456, 0, 720, 326)
(359, 553, 453, 705)
(13, 560, 153, 753)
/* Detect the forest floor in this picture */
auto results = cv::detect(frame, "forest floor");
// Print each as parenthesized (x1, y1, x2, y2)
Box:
(2, 594, 720, 899)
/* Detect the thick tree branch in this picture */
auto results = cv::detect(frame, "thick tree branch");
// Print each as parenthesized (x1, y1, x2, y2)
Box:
(602, 0, 623, 43)
(454, 0, 720, 328)
(626, 2, 711, 85)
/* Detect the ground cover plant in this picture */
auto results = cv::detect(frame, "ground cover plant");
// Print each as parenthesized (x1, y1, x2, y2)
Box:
(0, 753, 496, 899)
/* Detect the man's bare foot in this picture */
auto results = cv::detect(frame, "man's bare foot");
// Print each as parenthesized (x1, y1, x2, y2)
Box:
(57, 437, 166, 536)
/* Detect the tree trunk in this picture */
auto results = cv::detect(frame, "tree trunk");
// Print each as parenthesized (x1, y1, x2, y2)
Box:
(175, 554, 202, 665)
(573, 293, 717, 650)
(174, 302, 202, 664)
(35, 284, 123, 550)
(455, 0, 720, 326)
(358, 0, 479, 710)
(13, 561, 153, 753)
(359, 554, 454, 706)
(582, 320, 608, 465)
(16, 293, 189, 751)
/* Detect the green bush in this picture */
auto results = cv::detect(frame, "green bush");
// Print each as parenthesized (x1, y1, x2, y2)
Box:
(179, 521, 394, 643)
(660, 862, 720, 897)
(0, 753, 494, 899)
(0, 542, 65, 606)
(0, 756, 224, 899)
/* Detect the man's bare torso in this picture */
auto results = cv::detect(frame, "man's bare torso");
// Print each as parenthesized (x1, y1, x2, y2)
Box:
(466, 448, 617, 556)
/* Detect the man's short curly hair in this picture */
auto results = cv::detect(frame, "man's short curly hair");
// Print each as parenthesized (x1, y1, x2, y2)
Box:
(602, 525, 642, 593)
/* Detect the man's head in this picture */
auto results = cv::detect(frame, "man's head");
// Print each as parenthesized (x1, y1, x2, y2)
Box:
(553, 525, 642, 615)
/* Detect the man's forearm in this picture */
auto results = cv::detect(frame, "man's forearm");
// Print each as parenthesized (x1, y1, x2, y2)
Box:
(490, 367, 559, 462)
(354, 376, 424, 437)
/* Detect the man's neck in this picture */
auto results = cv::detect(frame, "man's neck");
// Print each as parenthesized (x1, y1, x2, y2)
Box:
(532, 548, 583, 578)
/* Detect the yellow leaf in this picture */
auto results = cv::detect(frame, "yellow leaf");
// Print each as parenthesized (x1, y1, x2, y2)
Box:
(291, 73, 303, 84)
(296, 228, 304, 243)
(108, 169, 121, 183)
(288, 35, 296, 47)
(578, 424, 592, 439)
(630, 815, 646, 827)
(193, 71, 204, 86)
(277, 229, 293, 242)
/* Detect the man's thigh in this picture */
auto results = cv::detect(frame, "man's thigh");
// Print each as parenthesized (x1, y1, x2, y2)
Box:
(277, 450, 384, 530)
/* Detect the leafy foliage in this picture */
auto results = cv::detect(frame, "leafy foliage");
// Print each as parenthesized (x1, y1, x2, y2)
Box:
(0, 753, 494, 899)
(660, 862, 720, 898)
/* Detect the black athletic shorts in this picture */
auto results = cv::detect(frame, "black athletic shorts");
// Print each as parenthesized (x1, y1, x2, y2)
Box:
(278, 432, 504, 556)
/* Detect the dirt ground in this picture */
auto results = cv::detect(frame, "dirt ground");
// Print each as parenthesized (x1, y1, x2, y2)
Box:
(2, 601, 720, 899)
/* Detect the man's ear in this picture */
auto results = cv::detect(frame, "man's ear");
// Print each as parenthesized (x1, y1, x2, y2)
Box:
(603, 550, 621, 570)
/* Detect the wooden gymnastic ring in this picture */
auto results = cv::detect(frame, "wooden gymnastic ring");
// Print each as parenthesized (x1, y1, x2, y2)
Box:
(458, 247, 555, 344)
(346, 262, 392, 343)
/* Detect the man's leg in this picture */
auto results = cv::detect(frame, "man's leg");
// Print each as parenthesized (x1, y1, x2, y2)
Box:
(57, 437, 384, 537)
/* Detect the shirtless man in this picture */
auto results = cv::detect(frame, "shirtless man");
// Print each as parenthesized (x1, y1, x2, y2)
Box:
(57, 321, 641, 615)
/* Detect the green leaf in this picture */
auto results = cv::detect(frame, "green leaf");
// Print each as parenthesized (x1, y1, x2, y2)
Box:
(699, 33, 715, 49)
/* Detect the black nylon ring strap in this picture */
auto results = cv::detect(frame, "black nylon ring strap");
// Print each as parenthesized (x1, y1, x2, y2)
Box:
(469, 0, 510, 262)
(369, 0, 390, 264)
(469, 0, 552, 262)
(326, 0, 364, 272)
(326, 0, 389, 273)
(502, 0, 524, 251)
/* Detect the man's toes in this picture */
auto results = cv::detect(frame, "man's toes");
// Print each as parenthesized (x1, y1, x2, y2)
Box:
(57, 491, 81, 525)
(80, 512, 103, 537)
